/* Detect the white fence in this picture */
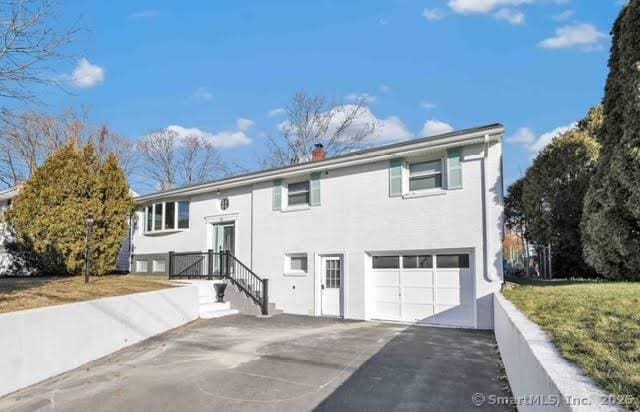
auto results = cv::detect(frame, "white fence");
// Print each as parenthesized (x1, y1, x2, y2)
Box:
(0, 284, 199, 398)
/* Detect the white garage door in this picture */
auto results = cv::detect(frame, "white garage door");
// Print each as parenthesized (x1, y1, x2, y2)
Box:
(371, 253, 474, 328)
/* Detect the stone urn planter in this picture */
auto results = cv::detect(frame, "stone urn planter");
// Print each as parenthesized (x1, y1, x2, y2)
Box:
(213, 283, 227, 302)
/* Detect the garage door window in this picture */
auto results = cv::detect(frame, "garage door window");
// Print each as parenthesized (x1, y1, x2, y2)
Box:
(436, 254, 470, 268)
(402, 255, 433, 269)
(372, 255, 400, 269)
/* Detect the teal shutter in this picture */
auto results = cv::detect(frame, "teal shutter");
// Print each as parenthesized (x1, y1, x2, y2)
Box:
(389, 158, 403, 197)
(447, 148, 463, 190)
(272, 179, 282, 210)
(310, 172, 321, 206)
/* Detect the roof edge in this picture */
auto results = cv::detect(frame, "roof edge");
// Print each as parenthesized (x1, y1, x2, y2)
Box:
(135, 123, 504, 203)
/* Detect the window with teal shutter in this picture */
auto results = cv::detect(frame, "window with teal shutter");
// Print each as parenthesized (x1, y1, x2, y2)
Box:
(389, 158, 403, 197)
(310, 172, 321, 206)
(272, 179, 282, 210)
(447, 148, 463, 189)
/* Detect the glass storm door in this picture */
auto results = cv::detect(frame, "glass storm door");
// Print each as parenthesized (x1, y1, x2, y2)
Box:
(213, 222, 235, 274)
(321, 256, 342, 317)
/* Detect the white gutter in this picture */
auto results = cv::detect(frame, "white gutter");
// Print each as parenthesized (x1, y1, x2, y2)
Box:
(135, 126, 504, 203)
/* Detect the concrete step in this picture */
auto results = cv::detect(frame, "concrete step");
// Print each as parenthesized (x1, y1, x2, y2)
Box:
(200, 308, 238, 319)
(200, 301, 231, 311)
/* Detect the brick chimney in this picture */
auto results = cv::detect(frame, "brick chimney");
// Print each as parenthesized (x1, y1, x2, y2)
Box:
(312, 143, 326, 161)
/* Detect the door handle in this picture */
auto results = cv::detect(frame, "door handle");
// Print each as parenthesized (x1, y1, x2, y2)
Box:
(321, 284, 325, 290)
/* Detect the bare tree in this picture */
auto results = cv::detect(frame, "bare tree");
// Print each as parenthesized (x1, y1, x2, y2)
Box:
(262, 92, 377, 167)
(0, 0, 79, 103)
(137, 129, 226, 192)
(0, 110, 136, 187)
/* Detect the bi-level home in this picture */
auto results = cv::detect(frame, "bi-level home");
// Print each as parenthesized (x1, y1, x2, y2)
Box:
(131, 124, 504, 329)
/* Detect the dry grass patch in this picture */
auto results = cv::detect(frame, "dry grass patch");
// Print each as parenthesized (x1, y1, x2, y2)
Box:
(0, 275, 174, 314)
(504, 283, 640, 411)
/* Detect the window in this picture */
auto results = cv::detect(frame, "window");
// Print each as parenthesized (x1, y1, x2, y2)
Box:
(408, 159, 442, 191)
(153, 259, 166, 273)
(287, 254, 308, 273)
(143, 201, 190, 233)
(372, 255, 400, 269)
(287, 181, 310, 206)
(136, 260, 148, 272)
(178, 201, 190, 229)
(164, 202, 175, 229)
(145, 206, 153, 232)
(154, 203, 163, 230)
(403, 255, 433, 269)
(436, 254, 470, 268)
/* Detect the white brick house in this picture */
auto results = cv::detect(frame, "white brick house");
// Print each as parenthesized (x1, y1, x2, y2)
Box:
(131, 124, 504, 329)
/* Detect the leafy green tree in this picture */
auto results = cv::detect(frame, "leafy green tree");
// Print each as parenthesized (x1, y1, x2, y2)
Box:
(504, 178, 529, 268)
(581, 1, 640, 279)
(6, 142, 133, 276)
(523, 127, 600, 277)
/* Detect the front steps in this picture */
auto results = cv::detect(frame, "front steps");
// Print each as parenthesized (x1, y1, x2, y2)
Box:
(177, 280, 239, 319)
(199, 301, 238, 319)
(172, 279, 281, 318)
(223, 279, 282, 317)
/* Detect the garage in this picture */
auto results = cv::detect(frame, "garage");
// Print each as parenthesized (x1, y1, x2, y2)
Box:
(370, 253, 474, 328)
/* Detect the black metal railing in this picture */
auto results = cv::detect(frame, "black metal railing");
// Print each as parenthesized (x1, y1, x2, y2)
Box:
(168, 250, 269, 315)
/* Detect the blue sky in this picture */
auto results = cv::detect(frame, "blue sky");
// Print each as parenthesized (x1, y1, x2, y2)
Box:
(41, 0, 624, 193)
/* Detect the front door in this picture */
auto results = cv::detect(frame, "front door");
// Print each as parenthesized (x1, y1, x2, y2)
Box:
(321, 256, 342, 317)
(212, 222, 235, 274)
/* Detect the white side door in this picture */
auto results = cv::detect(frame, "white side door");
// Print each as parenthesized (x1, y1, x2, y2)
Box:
(321, 256, 342, 317)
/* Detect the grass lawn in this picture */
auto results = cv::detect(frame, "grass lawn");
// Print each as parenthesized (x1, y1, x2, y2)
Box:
(0, 275, 174, 314)
(504, 282, 640, 410)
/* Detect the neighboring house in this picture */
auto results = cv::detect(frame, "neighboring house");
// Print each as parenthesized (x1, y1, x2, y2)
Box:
(0, 185, 22, 273)
(131, 124, 504, 329)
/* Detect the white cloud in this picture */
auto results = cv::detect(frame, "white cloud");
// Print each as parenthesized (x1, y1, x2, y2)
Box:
(421, 120, 454, 137)
(507, 127, 535, 145)
(379, 84, 392, 93)
(379, 17, 389, 25)
(236, 118, 254, 132)
(189, 86, 213, 102)
(552, 9, 575, 21)
(268, 107, 287, 117)
(530, 123, 576, 153)
(345, 92, 377, 105)
(70, 58, 104, 89)
(166, 121, 253, 149)
(278, 105, 412, 143)
(129, 9, 159, 19)
(420, 101, 437, 110)
(448, 0, 532, 14)
(538, 23, 606, 50)
(422, 8, 447, 21)
(508, 123, 577, 153)
(494, 8, 526, 25)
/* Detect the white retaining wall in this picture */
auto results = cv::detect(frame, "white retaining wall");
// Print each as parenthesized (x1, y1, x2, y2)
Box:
(494, 293, 622, 412)
(0, 284, 199, 398)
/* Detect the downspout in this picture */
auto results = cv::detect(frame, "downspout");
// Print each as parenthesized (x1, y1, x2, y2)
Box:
(250, 186, 254, 270)
(480, 134, 498, 282)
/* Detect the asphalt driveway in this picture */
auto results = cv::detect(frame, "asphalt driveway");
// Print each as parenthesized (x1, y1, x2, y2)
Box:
(0, 314, 512, 411)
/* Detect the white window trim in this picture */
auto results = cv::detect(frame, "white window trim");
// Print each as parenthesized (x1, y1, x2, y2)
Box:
(402, 155, 446, 197)
(284, 252, 308, 276)
(284, 179, 311, 209)
(144, 200, 190, 235)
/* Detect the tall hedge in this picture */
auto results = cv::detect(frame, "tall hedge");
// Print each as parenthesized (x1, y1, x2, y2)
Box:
(581, 0, 640, 279)
(522, 128, 600, 277)
(6, 142, 133, 276)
